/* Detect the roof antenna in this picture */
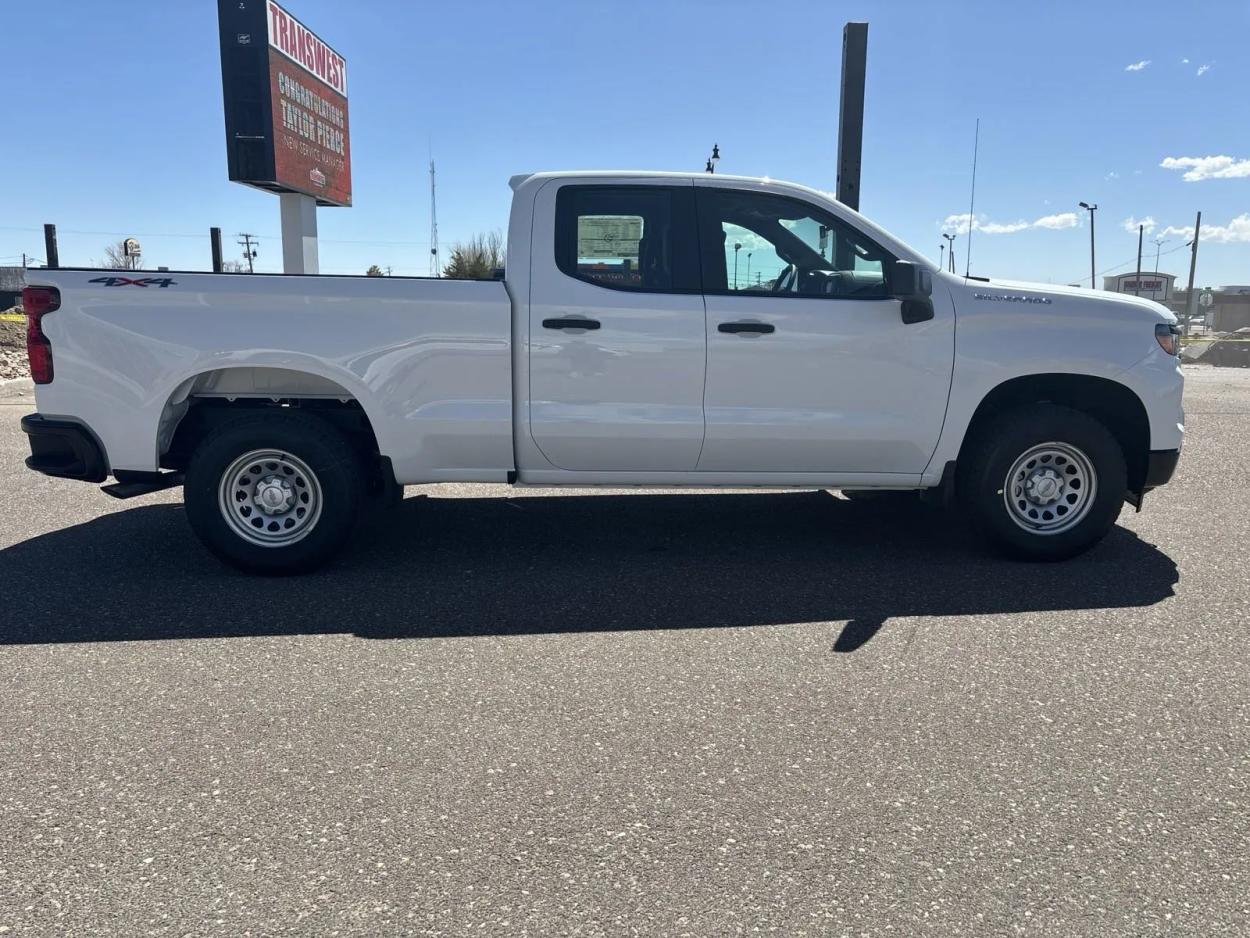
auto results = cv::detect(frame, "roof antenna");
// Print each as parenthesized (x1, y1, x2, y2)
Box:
(964, 117, 980, 278)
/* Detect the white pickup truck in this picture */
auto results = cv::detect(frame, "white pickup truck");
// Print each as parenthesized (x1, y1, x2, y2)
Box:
(21, 171, 1183, 574)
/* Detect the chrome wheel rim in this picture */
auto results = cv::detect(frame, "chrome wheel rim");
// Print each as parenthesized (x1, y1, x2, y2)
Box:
(1002, 441, 1097, 536)
(218, 449, 322, 548)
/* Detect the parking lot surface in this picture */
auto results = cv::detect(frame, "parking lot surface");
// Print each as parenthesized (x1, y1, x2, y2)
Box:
(1, 368, 1247, 936)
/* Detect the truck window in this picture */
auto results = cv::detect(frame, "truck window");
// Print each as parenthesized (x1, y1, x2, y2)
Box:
(555, 186, 700, 293)
(695, 188, 894, 299)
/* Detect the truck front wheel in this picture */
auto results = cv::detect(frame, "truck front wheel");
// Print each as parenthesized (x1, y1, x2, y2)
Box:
(184, 411, 363, 575)
(959, 403, 1127, 561)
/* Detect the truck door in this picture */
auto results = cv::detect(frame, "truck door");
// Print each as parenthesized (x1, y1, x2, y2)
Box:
(526, 181, 706, 471)
(694, 183, 954, 474)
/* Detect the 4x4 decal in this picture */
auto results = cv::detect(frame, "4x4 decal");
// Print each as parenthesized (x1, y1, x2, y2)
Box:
(89, 276, 177, 288)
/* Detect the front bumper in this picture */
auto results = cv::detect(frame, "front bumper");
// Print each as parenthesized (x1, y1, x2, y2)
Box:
(1143, 448, 1181, 491)
(21, 414, 108, 482)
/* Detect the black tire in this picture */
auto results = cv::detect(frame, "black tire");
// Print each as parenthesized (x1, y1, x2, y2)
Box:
(184, 410, 363, 575)
(958, 403, 1127, 561)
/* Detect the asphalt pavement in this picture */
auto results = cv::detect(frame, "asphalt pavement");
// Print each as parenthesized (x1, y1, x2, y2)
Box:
(1, 368, 1247, 936)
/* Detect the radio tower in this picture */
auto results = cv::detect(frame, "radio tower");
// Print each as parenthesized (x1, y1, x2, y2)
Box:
(429, 159, 440, 277)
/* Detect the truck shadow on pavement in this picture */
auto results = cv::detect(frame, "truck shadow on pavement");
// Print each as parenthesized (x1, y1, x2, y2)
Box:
(0, 490, 1177, 650)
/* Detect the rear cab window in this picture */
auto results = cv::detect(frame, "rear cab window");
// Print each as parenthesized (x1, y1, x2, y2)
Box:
(554, 185, 700, 293)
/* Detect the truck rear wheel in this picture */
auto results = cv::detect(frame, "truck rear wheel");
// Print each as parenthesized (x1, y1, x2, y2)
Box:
(184, 411, 362, 575)
(959, 403, 1127, 561)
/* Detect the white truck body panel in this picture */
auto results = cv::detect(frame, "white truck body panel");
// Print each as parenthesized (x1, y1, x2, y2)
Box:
(32, 274, 514, 480)
(23, 170, 1183, 493)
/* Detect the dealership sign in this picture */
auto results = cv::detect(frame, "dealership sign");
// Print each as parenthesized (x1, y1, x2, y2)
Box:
(217, 0, 352, 206)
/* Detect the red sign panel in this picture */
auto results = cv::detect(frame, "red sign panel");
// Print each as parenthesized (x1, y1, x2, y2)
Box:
(266, 2, 351, 206)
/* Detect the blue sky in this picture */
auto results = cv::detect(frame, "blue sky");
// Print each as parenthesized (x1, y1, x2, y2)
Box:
(3, 0, 1247, 286)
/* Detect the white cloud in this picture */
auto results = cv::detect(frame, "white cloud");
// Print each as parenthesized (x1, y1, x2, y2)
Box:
(1197, 63, 1211, 76)
(1159, 214, 1250, 243)
(1181, 57, 1190, 64)
(1160, 155, 1250, 181)
(1124, 60, 1151, 71)
(1033, 213, 1079, 230)
(941, 212, 1077, 235)
(1122, 216, 1157, 234)
(1105, 171, 1120, 180)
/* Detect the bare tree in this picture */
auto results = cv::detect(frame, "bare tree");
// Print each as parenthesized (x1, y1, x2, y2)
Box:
(366, 264, 384, 277)
(220, 259, 249, 273)
(443, 231, 505, 280)
(99, 241, 145, 270)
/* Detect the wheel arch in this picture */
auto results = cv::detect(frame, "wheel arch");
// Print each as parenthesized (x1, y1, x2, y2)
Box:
(958, 373, 1151, 493)
(155, 366, 389, 485)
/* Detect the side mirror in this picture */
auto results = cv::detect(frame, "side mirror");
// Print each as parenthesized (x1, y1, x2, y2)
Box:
(891, 260, 935, 324)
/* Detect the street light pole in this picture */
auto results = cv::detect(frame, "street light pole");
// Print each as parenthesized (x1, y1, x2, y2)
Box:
(942, 233, 955, 274)
(1079, 201, 1098, 288)
(746, 252, 752, 287)
(705, 143, 720, 174)
(939, 243, 945, 269)
(733, 242, 741, 290)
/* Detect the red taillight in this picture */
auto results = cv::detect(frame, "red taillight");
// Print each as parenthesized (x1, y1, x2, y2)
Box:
(22, 286, 60, 384)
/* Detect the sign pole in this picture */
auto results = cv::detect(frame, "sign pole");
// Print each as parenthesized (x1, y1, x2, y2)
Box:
(280, 193, 319, 274)
(836, 22, 868, 212)
(210, 227, 224, 273)
(43, 224, 59, 269)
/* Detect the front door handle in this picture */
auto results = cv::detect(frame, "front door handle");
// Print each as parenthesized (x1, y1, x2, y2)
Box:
(718, 320, 775, 335)
(543, 317, 601, 331)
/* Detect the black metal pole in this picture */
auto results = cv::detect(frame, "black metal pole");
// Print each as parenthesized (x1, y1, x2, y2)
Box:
(1135, 224, 1143, 296)
(43, 224, 59, 269)
(836, 22, 868, 211)
(1089, 209, 1096, 289)
(210, 227, 224, 273)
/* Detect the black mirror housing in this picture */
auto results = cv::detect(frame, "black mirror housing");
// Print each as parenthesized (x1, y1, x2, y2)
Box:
(891, 261, 935, 324)
(890, 260, 932, 299)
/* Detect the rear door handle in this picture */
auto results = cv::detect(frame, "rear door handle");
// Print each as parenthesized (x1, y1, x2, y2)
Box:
(543, 317, 601, 331)
(718, 321, 775, 335)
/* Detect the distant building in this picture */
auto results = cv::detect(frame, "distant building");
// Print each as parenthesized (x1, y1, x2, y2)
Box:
(1103, 271, 1175, 303)
(1102, 271, 1250, 331)
(0, 267, 24, 309)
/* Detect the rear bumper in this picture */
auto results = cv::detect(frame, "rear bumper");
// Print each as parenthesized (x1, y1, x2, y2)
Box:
(1143, 448, 1180, 491)
(20, 414, 108, 482)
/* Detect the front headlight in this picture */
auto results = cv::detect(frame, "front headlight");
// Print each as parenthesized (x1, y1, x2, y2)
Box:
(1155, 323, 1181, 356)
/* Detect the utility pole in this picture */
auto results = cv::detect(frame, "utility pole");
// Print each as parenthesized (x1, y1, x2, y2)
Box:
(1079, 202, 1097, 288)
(1184, 210, 1201, 338)
(1134, 224, 1144, 296)
(237, 233, 258, 273)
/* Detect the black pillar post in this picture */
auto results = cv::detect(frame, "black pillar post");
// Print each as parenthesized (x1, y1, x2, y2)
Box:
(210, 227, 224, 273)
(43, 224, 59, 269)
(836, 22, 868, 212)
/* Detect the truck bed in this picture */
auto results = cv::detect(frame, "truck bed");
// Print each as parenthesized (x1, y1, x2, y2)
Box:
(24, 269, 515, 481)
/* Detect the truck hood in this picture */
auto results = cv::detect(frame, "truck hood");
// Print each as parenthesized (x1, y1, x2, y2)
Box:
(966, 276, 1178, 325)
